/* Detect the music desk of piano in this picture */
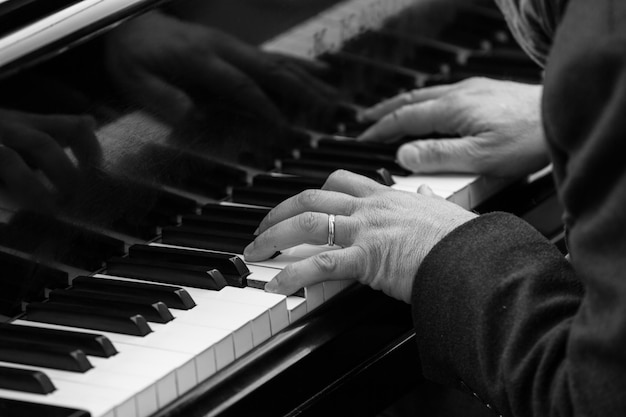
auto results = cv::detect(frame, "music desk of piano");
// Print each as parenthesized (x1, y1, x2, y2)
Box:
(0, 0, 562, 416)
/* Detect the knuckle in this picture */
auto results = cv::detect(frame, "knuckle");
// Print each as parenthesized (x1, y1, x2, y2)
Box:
(312, 252, 338, 274)
(296, 189, 322, 209)
(323, 169, 350, 189)
(407, 140, 449, 169)
(328, 169, 349, 182)
(297, 211, 319, 234)
(401, 91, 416, 105)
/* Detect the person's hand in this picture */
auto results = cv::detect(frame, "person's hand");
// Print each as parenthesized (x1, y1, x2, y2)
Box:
(243, 170, 477, 303)
(358, 77, 549, 178)
(104, 11, 336, 124)
(0, 109, 100, 211)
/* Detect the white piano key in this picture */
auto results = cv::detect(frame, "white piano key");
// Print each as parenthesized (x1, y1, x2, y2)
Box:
(323, 281, 343, 300)
(13, 318, 226, 400)
(170, 291, 271, 350)
(0, 379, 130, 417)
(391, 174, 477, 196)
(0, 359, 159, 416)
(286, 296, 307, 323)
(167, 303, 255, 358)
(214, 286, 290, 335)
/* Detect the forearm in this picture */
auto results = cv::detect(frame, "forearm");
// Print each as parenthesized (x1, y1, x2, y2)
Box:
(412, 212, 584, 416)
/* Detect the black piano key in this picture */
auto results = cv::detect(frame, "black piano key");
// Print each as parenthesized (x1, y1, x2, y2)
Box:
(251, 174, 325, 193)
(48, 289, 174, 324)
(378, 28, 464, 65)
(343, 31, 451, 75)
(181, 214, 258, 235)
(450, 9, 510, 44)
(0, 365, 55, 395)
(0, 397, 89, 417)
(231, 186, 298, 208)
(71, 276, 196, 310)
(316, 138, 400, 158)
(334, 119, 375, 137)
(0, 338, 92, 373)
(0, 322, 117, 358)
(129, 244, 249, 279)
(298, 148, 410, 176)
(26, 302, 152, 337)
(106, 256, 228, 290)
(459, 50, 542, 82)
(161, 225, 254, 254)
(0, 250, 69, 316)
(201, 204, 270, 224)
(321, 51, 426, 100)
(439, 26, 491, 51)
(280, 159, 395, 185)
(449, 67, 541, 84)
(0, 211, 126, 271)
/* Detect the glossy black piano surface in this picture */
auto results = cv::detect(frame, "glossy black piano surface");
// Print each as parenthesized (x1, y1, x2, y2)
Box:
(0, 1, 561, 416)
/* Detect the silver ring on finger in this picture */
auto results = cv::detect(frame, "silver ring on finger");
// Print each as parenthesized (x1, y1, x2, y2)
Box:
(327, 214, 336, 246)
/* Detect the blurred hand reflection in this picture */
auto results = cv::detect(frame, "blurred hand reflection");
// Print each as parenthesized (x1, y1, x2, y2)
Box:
(104, 10, 337, 125)
(0, 109, 101, 211)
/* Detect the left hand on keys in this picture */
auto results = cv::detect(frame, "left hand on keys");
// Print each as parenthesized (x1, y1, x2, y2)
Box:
(357, 77, 548, 178)
(243, 170, 476, 303)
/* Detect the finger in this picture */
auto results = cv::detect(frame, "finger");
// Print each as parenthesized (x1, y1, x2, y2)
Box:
(322, 169, 386, 197)
(397, 137, 485, 174)
(357, 99, 454, 143)
(416, 184, 444, 199)
(244, 213, 355, 262)
(0, 145, 55, 211)
(256, 189, 358, 234)
(191, 56, 284, 123)
(264, 246, 365, 295)
(3, 129, 80, 196)
(359, 84, 456, 122)
(18, 114, 102, 166)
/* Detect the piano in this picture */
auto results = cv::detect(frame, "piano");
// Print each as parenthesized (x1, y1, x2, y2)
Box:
(0, 0, 563, 416)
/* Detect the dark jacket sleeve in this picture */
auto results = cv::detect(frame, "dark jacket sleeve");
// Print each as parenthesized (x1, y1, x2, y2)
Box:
(411, 0, 626, 415)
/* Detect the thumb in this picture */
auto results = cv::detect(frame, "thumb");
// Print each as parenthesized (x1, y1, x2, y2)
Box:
(397, 137, 482, 174)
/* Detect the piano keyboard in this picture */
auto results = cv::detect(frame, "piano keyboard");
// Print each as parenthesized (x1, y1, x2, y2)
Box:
(0, 0, 546, 416)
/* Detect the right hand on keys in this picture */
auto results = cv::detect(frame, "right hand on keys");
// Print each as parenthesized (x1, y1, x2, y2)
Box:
(358, 77, 549, 178)
(0, 109, 101, 211)
(244, 170, 477, 303)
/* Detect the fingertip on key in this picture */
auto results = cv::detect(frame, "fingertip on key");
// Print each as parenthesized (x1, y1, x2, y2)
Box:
(264, 280, 279, 293)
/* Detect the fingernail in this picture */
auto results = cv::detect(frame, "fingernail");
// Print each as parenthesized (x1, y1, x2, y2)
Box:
(398, 144, 419, 169)
(253, 227, 260, 236)
(264, 280, 278, 293)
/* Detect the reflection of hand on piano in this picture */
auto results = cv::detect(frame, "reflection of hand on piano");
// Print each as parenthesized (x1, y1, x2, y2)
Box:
(103, 10, 338, 125)
(358, 77, 548, 178)
(0, 109, 100, 211)
(243, 169, 477, 304)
